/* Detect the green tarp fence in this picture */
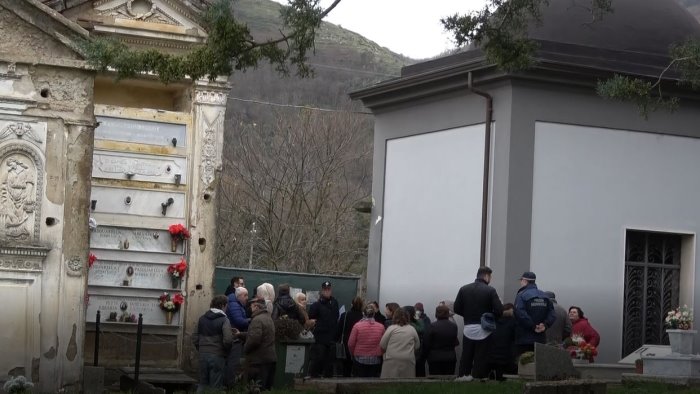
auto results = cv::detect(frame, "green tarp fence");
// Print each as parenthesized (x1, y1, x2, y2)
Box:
(214, 267, 361, 310)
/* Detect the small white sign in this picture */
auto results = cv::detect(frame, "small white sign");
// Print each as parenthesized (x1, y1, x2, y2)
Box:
(306, 291, 319, 305)
(284, 345, 306, 373)
(290, 287, 303, 299)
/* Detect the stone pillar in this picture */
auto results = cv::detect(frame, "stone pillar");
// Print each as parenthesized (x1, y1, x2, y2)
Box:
(183, 79, 228, 370)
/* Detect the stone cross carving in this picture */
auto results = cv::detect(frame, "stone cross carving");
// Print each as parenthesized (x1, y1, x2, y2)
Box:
(0, 122, 43, 143)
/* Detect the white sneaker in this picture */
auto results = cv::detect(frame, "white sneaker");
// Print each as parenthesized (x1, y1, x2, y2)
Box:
(454, 375, 474, 382)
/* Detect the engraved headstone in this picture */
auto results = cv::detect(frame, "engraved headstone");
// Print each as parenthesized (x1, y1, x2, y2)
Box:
(87, 295, 181, 325)
(90, 187, 186, 218)
(92, 150, 187, 185)
(88, 260, 177, 289)
(95, 116, 187, 147)
(90, 226, 184, 254)
(534, 343, 580, 381)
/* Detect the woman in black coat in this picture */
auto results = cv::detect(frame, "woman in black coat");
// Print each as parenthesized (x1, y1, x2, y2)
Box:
(487, 303, 517, 380)
(422, 305, 459, 375)
(336, 297, 364, 377)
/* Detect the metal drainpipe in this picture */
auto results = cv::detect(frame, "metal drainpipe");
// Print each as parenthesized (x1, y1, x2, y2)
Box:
(468, 71, 493, 267)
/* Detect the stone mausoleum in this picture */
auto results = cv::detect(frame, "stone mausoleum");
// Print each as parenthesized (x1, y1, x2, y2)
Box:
(0, 0, 227, 391)
(352, 0, 700, 363)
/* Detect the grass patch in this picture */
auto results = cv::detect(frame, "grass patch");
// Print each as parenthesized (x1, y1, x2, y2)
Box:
(608, 381, 700, 394)
(359, 381, 524, 394)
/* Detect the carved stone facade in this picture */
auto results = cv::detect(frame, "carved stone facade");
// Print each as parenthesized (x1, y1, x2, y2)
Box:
(0, 1, 94, 391)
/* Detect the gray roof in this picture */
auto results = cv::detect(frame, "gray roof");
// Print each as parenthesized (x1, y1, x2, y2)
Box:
(352, 0, 700, 107)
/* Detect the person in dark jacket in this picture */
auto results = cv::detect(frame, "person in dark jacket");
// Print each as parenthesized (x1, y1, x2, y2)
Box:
(403, 305, 426, 377)
(384, 302, 400, 328)
(271, 283, 304, 326)
(543, 291, 572, 345)
(225, 287, 249, 387)
(414, 302, 432, 329)
(308, 281, 340, 378)
(453, 266, 504, 381)
(336, 297, 364, 377)
(371, 301, 387, 326)
(243, 298, 276, 391)
(514, 272, 556, 357)
(224, 276, 245, 296)
(192, 295, 233, 392)
(423, 305, 459, 375)
(487, 303, 517, 380)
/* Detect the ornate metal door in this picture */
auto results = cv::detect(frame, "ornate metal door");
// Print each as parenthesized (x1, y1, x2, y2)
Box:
(622, 230, 681, 357)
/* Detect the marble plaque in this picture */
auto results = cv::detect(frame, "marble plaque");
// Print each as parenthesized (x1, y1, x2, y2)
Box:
(88, 260, 177, 289)
(93, 150, 187, 185)
(90, 187, 185, 218)
(95, 116, 187, 147)
(86, 294, 181, 325)
(90, 226, 185, 254)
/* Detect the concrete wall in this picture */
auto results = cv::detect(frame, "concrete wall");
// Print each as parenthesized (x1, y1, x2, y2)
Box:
(367, 83, 515, 315)
(381, 124, 484, 315)
(531, 122, 700, 362)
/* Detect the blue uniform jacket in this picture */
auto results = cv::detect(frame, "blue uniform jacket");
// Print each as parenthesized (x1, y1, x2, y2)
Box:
(514, 283, 556, 345)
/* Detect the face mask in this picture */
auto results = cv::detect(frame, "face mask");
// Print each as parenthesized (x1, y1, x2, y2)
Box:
(415, 311, 422, 319)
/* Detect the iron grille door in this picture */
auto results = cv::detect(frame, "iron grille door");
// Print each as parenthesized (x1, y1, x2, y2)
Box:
(622, 230, 681, 357)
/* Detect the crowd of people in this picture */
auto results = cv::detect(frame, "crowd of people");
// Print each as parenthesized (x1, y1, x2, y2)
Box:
(191, 269, 601, 391)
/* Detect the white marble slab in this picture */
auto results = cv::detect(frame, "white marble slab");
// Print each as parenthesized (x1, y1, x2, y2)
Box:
(88, 260, 182, 289)
(86, 294, 182, 326)
(92, 150, 187, 185)
(89, 250, 179, 264)
(89, 226, 185, 254)
(95, 116, 187, 147)
(90, 187, 185, 218)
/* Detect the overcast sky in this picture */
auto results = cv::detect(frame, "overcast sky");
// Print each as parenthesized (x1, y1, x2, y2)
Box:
(271, 0, 488, 59)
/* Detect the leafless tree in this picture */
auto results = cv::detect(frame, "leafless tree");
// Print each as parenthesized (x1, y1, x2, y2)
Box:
(216, 108, 372, 274)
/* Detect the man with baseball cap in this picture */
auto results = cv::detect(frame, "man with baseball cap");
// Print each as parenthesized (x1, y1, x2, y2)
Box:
(308, 280, 340, 378)
(513, 272, 556, 357)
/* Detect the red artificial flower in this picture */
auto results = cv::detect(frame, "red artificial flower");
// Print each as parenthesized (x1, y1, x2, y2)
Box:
(167, 258, 188, 278)
(173, 293, 185, 306)
(88, 253, 97, 268)
(168, 224, 191, 240)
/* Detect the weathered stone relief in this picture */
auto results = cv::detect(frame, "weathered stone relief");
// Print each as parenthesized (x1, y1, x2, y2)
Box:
(0, 246, 49, 272)
(194, 90, 227, 106)
(98, 0, 180, 25)
(0, 145, 44, 243)
(65, 256, 83, 277)
(196, 105, 224, 188)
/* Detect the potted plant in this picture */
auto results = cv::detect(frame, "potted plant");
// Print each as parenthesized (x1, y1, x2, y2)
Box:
(665, 305, 695, 355)
(635, 358, 643, 374)
(168, 223, 190, 252)
(167, 258, 187, 288)
(518, 351, 535, 378)
(159, 292, 185, 325)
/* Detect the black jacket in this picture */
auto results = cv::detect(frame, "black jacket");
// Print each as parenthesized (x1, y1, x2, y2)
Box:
(488, 315, 516, 364)
(272, 293, 304, 325)
(422, 319, 459, 363)
(374, 311, 386, 326)
(336, 310, 363, 344)
(309, 296, 340, 344)
(192, 310, 233, 357)
(453, 278, 503, 324)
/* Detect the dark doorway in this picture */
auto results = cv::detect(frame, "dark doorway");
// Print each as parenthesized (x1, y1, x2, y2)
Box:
(622, 230, 681, 357)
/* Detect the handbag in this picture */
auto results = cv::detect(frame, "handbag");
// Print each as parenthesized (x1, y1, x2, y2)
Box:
(336, 314, 348, 359)
(481, 312, 496, 332)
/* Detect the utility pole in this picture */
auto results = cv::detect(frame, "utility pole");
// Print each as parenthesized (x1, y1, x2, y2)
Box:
(248, 221, 256, 269)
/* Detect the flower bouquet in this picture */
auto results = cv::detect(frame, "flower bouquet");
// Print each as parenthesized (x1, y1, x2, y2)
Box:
(168, 223, 190, 252)
(167, 258, 187, 288)
(565, 334, 598, 362)
(88, 253, 97, 269)
(665, 305, 693, 330)
(159, 292, 185, 325)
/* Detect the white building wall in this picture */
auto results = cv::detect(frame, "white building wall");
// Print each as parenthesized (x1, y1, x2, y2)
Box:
(531, 121, 700, 362)
(380, 124, 485, 318)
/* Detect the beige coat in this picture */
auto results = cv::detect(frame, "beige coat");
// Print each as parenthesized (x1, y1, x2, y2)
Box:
(379, 324, 420, 378)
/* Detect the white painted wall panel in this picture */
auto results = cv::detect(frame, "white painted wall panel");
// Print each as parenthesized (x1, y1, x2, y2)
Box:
(380, 125, 485, 319)
(531, 122, 700, 362)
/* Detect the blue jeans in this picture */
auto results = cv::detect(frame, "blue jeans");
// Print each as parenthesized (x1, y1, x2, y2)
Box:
(198, 353, 225, 392)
